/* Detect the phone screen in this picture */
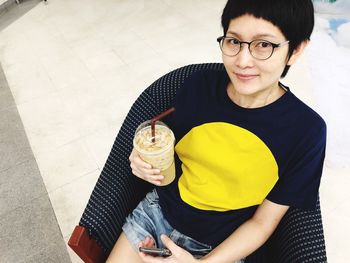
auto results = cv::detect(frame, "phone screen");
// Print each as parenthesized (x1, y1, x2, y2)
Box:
(139, 247, 172, 257)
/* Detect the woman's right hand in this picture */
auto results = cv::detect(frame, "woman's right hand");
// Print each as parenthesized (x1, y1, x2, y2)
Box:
(129, 148, 164, 185)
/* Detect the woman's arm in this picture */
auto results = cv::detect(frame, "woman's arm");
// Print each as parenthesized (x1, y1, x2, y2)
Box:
(139, 200, 289, 263)
(201, 199, 289, 263)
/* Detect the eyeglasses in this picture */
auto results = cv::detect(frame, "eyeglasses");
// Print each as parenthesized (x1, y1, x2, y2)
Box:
(217, 36, 289, 60)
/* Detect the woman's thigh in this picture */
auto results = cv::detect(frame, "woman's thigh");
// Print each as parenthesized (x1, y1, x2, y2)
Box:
(106, 232, 143, 263)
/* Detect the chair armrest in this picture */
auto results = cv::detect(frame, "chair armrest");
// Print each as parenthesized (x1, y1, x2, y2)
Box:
(266, 199, 327, 263)
(68, 225, 106, 263)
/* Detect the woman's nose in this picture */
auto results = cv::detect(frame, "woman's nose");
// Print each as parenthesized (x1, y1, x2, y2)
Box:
(235, 44, 254, 68)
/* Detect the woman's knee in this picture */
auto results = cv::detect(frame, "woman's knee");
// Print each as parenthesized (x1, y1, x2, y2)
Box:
(106, 232, 143, 263)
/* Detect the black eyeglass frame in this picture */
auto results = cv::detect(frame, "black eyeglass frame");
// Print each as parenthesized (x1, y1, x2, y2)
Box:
(217, 36, 290, 60)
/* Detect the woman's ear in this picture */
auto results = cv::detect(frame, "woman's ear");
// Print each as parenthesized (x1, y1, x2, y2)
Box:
(287, 40, 309, 66)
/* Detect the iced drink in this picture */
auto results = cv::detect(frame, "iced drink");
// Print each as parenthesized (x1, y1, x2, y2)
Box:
(133, 120, 175, 186)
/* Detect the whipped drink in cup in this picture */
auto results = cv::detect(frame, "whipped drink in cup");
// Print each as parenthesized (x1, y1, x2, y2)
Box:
(133, 120, 175, 186)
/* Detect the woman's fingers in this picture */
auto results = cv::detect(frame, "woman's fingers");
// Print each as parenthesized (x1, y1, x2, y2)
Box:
(138, 236, 156, 249)
(132, 170, 164, 183)
(130, 149, 152, 170)
(144, 236, 156, 248)
(132, 154, 152, 170)
(130, 162, 163, 178)
(129, 148, 164, 185)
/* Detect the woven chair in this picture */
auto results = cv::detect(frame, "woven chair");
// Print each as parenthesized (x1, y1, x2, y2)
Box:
(68, 63, 328, 263)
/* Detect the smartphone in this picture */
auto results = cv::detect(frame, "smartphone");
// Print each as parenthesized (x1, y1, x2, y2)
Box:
(139, 247, 172, 257)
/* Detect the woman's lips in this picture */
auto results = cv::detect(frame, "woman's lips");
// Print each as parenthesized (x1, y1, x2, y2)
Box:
(235, 73, 258, 80)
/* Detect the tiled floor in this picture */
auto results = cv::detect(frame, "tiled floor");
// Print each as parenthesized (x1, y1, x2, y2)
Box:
(0, 0, 349, 262)
(0, 48, 71, 261)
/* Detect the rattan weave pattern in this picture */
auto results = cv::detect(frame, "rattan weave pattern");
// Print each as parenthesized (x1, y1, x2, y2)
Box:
(79, 63, 327, 262)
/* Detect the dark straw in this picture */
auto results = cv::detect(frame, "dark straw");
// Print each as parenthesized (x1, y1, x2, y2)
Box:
(151, 107, 176, 142)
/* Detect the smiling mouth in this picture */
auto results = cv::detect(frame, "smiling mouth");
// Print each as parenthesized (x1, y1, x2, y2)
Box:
(235, 73, 258, 80)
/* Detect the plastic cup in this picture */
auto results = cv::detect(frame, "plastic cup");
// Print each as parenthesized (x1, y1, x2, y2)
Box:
(133, 120, 175, 186)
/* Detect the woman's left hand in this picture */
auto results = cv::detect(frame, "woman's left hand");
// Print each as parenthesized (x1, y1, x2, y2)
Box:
(139, 234, 199, 263)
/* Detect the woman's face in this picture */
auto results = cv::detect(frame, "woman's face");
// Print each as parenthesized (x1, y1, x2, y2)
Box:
(222, 14, 290, 99)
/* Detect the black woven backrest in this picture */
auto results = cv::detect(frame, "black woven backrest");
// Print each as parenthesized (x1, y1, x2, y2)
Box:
(79, 63, 224, 253)
(245, 197, 327, 263)
(79, 63, 327, 262)
(266, 198, 327, 263)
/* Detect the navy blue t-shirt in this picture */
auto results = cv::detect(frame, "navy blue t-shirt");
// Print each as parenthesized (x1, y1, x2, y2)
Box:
(157, 69, 326, 248)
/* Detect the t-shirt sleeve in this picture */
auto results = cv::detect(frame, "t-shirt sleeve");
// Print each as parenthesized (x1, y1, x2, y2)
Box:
(267, 122, 327, 210)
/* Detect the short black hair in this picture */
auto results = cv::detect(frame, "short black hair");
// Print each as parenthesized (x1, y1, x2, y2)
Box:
(221, 0, 314, 78)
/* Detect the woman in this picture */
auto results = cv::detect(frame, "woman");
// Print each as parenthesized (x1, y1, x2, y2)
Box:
(107, 0, 326, 262)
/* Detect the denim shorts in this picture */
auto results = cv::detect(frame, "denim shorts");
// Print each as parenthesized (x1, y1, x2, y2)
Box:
(122, 189, 245, 262)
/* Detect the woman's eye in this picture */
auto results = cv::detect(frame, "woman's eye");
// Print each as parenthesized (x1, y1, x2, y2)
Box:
(256, 41, 272, 48)
(228, 38, 240, 45)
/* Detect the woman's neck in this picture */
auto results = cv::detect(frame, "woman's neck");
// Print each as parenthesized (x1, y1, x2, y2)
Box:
(227, 82, 286, 108)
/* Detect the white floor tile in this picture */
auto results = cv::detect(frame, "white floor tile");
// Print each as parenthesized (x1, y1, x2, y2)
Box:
(15, 92, 81, 154)
(41, 56, 94, 90)
(159, 41, 221, 69)
(2, 62, 55, 104)
(0, 31, 37, 68)
(112, 40, 159, 65)
(49, 169, 100, 238)
(323, 211, 350, 261)
(36, 139, 98, 192)
(320, 166, 350, 216)
(69, 36, 112, 62)
(82, 50, 126, 77)
(56, 75, 136, 137)
(83, 126, 119, 170)
(127, 56, 173, 85)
